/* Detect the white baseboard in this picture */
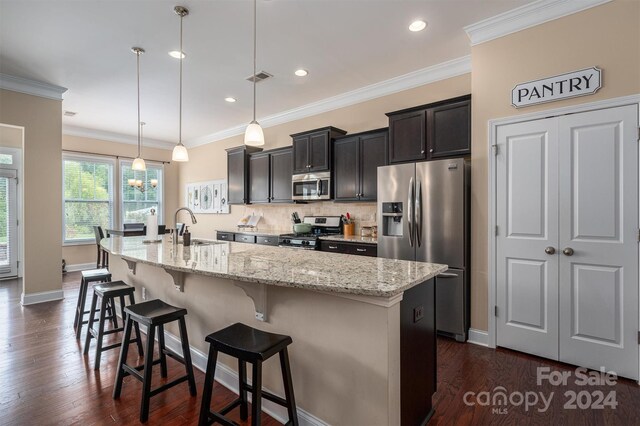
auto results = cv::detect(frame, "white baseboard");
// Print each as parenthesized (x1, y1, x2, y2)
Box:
(66, 262, 97, 272)
(134, 322, 327, 426)
(467, 328, 489, 347)
(21, 289, 65, 305)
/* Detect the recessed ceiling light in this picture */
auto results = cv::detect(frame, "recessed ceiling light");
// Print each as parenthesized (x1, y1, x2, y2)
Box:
(169, 50, 186, 59)
(409, 20, 427, 32)
(294, 69, 308, 77)
(225, 97, 237, 103)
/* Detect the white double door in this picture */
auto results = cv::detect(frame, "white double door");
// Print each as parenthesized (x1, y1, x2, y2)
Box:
(496, 104, 639, 380)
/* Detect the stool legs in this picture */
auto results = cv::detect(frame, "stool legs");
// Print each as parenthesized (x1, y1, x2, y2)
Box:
(113, 315, 132, 399)
(251, 361, 263, 426)
(198, 346, 218, 426)
(130, 293, 144, 357)
(279, 348, 299, 426)
(74, 278, 88, 339)
(238, 360, 248, 421)
(158, 325, 168, 378)
(83, 293, 99, 355)
(140, 325, 156, 422)
(178, 317, 197, 396)
(93, 295, 108, 370)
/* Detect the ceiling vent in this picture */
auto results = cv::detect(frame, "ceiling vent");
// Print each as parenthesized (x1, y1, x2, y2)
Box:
(246, 71, 273, 83)
(63, 110, 77, 117)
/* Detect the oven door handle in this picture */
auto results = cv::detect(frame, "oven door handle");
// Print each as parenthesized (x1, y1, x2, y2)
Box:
(316, 179, 321, 196)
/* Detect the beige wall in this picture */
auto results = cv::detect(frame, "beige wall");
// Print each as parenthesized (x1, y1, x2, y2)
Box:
(179, 74, 471, 237)
(62, 134, 178, 266)
(0, 125, 23, 148)
(470, 0, 640, 330)
(0, 89, 62, 295)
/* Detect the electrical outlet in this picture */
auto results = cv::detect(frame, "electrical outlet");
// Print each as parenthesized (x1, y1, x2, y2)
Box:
(413, 305, 424, 323)
(142, 286, 147, 300)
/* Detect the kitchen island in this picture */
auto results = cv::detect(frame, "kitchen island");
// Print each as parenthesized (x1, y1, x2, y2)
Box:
(101, 236, 447, 425)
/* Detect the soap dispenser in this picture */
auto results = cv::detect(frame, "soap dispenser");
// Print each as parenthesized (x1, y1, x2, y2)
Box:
(183, 226, 191, 246)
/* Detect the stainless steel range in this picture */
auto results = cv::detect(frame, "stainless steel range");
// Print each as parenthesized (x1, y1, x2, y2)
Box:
(278, 216, 342, 249)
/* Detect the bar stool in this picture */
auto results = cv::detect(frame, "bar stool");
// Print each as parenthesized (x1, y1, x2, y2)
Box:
(83, 281, 144, 370)
(198, 323, 299, 426)
(113, 299, 197, 422)
(74, 268, 115, 339)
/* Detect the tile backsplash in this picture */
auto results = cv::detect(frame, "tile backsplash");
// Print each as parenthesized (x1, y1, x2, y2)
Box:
(239, 201, 377, 233)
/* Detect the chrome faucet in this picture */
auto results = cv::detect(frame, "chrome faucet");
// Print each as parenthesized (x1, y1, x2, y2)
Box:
(173, 207, 197, 246)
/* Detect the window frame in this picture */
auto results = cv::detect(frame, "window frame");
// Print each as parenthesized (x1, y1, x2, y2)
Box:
(119, 158, 164, 227)
(62, 153, 115, 246)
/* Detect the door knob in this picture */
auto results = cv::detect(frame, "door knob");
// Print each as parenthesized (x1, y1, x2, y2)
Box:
(544, 246, 556, 255)
(562, 247, 574, 256)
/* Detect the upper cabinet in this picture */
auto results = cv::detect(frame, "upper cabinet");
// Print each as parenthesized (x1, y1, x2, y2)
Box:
(291, 126, 347, 174)
(386, 95, 470, 164)
(227, 145, 262, 205)
(249, 147, 293, 204)
(334, 128, 388, 202)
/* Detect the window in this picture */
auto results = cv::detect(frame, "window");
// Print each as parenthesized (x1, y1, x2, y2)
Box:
(120, 160, 163, 225)
(63, 154, 114, 244)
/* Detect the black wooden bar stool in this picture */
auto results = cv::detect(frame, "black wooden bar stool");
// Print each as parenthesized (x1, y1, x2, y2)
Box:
(83, 281, 144, 370)
(113, 299, 197, 423)
(74, 268, 115, 339)
(198, 323, 299, 426)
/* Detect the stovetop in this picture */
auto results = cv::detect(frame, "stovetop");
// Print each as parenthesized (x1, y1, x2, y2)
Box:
(279, 216, 343, 249)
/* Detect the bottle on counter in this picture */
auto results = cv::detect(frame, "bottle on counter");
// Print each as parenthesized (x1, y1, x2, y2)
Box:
(183, 226, 191, 246)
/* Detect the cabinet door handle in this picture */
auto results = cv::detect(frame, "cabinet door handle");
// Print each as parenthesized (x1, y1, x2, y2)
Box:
(429, 149, 434, 153)
(356, 248, 367, 252)
(421, 150, 425, 154)
(328, 245, 338, 249)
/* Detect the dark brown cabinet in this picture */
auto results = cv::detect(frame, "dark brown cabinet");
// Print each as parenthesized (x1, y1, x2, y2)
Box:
(386, 95, 470, 164)
(227, 146, 262, 204)
(249, 147, 293, 203)
(291, 126, 346, 174)
(334, 128, 388, 202)
(319, 240, 377, 257)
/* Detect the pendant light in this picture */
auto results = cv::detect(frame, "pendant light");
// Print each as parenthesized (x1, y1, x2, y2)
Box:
(172, 6, 190, 162)
(131, 47, 146, 171)
(244, 0, 265, 146)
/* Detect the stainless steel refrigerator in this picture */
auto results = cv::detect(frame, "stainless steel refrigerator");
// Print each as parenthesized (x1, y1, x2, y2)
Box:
(377, 158, 470, 341)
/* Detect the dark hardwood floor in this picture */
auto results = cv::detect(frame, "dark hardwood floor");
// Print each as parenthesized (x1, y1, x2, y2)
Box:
(1, 272, 639, 425)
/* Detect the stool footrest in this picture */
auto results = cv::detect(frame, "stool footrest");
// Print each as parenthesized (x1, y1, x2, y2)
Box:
(149, 375, 189, 397)
(100, 339, 137, 352)
(121, 359, 163, 381)
(163, 347, 187, 365)
(205, 410, 239, 426)
(219, 397, 242, 415)
(244, 383, 289, 408)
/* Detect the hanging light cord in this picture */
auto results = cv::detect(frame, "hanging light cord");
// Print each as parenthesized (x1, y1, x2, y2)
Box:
(252, 0, 257, 123)
(136, 50, 141, 157)
(179, 11, 184, 144)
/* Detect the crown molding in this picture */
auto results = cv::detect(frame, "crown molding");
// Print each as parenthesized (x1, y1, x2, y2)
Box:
(63, 125, 175, 150)
(0, 73, 67, 101)
(186, 55, 471, 148)
(464, 0, 612, 46)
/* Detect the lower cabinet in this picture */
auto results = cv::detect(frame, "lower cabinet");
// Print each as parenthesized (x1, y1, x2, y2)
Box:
(319, 240, 377, 257)
(216, 231, 234, 241)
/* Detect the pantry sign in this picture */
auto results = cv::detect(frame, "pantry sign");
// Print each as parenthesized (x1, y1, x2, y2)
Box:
(511, 67, 602, 108)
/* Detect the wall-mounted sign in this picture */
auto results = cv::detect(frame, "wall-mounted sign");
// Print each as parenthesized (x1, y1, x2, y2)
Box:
(511, 67, 602, 108)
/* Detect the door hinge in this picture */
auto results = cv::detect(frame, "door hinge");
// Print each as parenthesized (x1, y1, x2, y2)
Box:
(638, 331, 640, 345)
(494, 306, 498, 317)
(638, 229, 640, 242)
(492, 144, 499, 156)
(495, 225, 499, 236)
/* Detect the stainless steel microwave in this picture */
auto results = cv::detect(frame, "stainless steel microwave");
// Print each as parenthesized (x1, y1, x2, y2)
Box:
(292, 172, 331, 201)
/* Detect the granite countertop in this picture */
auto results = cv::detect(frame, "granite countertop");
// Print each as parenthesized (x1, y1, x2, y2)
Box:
(318, 235, 378, 245)
(102, 236, 446, 298)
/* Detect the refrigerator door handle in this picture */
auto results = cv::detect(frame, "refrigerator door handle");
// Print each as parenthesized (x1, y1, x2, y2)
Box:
(438, 272, 459, 278)
(407, 177, 414, 247)
(415, 180, 422, 248)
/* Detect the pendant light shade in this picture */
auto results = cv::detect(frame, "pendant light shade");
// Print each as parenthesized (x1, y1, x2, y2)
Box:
(131, 157, 146, 171)
(244, 0, 265, 146)
(244, 120, 264, 146)
(173, 6, 190, 162)
(172, 143, 189, 161)
(131, 47, 146, 171)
